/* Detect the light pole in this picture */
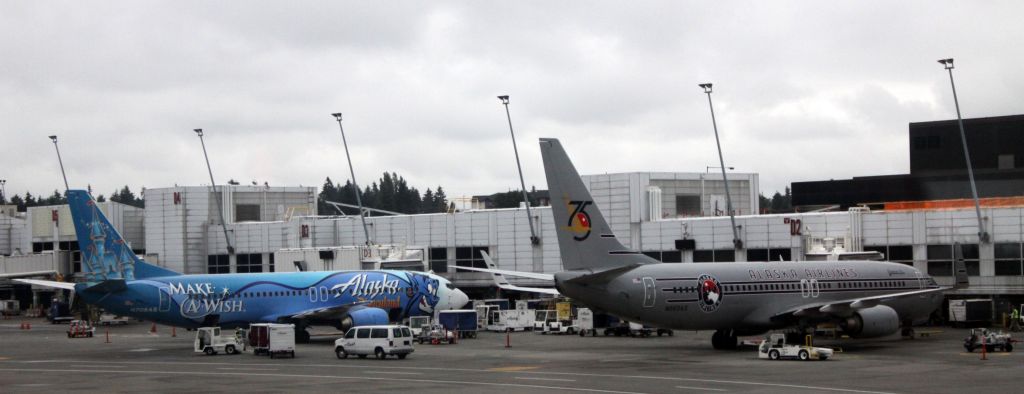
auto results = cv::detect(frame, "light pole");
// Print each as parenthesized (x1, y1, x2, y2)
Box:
(938, 58, 989, 243)
(498, 95, 539, 245)
(332, 113, 371, 246)
(699, 83, 742, 250)
(194, 129, 235, 256)
(49, 135, 70, 193)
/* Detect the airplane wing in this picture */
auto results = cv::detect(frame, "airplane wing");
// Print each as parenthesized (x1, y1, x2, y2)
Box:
(287, 301, 371, 321)
(774, 287, 947, 319)
(471, 251, 560, 295)
(454, 262, 555, 282)
(0, 271, 58, 279)
(14, 278, 77, 291)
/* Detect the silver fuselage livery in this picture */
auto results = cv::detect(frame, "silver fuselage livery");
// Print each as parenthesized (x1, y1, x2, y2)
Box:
(557, 260, 943, 331)
(463, 138, 961, 348)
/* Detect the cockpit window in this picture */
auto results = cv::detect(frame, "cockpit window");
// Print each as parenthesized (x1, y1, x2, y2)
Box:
(446, 282, 455, 290)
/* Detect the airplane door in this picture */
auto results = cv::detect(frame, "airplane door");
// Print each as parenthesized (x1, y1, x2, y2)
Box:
(800, 279, 809, 298)
(642, 277, 656, 308)
(158, 287, 171, 312)
(809, 279, 819, 298)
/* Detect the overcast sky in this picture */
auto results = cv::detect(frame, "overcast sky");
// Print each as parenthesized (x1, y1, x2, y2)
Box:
(2, 1, 1022, 203)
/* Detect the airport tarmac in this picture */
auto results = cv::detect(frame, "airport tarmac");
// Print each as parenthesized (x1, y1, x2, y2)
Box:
(0, 318, 1019, 393)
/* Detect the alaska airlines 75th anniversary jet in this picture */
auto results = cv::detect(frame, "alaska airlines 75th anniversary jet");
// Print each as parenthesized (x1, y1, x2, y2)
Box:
(17, 190, 468, 342)
(460, 138, 966, 349)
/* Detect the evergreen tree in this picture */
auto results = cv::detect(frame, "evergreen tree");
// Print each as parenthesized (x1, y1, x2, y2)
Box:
(23, 192, 36, 209)
(96, 194, 106, 203)
(10, 194, 25, 212)
(433, 186, 448, 213)
(421, 188, 434, 213)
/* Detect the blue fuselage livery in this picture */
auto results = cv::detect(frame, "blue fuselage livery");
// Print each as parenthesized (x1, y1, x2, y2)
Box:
(17, 190, 469, 335)
(78, 270, 461, 329)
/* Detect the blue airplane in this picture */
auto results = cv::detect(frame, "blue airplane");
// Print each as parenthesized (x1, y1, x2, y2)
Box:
(17, 190, 469, 342)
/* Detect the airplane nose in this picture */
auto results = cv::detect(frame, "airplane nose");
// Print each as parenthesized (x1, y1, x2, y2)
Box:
(450, 288, 469, 309)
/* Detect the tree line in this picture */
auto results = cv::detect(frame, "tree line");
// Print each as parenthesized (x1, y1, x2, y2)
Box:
(318, 173, 450, 215)
(1, 186, 145, 211)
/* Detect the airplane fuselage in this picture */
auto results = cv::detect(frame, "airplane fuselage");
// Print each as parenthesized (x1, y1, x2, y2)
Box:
(77, 270, 447, 329)
(557, 260, 943, 332)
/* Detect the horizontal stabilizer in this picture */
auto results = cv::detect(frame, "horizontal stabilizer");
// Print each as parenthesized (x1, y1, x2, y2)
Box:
(14, 278, 76, 291)
(84, 279, 127, 293)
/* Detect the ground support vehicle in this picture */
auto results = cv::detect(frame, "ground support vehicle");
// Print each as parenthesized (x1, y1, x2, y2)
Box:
(98, 313, 132, 325)
(758, 334, 833, 361)
(534, 310, 556, 331)
(66, 320, 95, 338)
(194, 327, 244, 355)
(576, 308, 595, 336)
(48, 300, 73, 324)
(604, 322, 651, 337)
(1, 300, 20, 316)
(335, 325, 414, 360)
(248, 323, 296, 358)
(439, 309, 477, 339)
(419, 324, 455, 344)
(949, 299, 993, 327)
(963, 329, 1015, 352)
(542, 320, 579, 335)
(408, 316, 431, 339)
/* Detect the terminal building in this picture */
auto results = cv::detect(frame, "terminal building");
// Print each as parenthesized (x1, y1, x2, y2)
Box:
(2, 114, 1022, 316)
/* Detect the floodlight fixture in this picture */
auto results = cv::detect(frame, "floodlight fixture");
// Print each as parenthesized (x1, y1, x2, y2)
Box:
(938, 58, 954, 69)
(699, 83, 713, 93)
(331, 113, 342, 121)
(193, 128, 203, 136)
(497, 95, 510, 105)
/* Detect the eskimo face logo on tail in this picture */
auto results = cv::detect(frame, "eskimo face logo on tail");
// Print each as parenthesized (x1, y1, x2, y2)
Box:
(566, 200, 593, 241)
(697, 274, 723, 313)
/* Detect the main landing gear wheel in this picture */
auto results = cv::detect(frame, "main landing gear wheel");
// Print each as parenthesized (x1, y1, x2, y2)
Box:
(711, 329, 738, 350)
(296, 329, 311, 344)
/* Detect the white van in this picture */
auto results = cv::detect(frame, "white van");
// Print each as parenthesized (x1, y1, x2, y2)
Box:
(335, 325, 414, 360)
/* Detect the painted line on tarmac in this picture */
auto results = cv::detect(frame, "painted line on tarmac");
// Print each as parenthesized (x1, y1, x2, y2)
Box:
(2, 359, 895, 394)
(364, 371, 424, 375)
(516, 377, 577, 382)
(676, 386, 726, 392)
(958, 353, 1012, 357)
(217, 367, 280, 371)
(0, 368, 647, 394)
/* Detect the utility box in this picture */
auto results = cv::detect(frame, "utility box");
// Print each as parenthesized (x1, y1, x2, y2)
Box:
(949, 299, 993, 327)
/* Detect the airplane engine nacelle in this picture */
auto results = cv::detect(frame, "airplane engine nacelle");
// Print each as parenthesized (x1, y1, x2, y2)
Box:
(840, 305, 899, 338)
(339, 307, 390, 332)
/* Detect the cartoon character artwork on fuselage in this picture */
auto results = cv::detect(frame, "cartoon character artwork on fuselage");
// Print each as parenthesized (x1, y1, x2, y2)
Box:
(15, 190, 469, 334)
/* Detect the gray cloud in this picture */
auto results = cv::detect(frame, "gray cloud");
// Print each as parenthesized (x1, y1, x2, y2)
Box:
(2, 1, 1022, 203)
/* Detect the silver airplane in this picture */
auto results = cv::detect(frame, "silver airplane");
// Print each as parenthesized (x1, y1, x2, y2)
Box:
(460, 138, 967, 349)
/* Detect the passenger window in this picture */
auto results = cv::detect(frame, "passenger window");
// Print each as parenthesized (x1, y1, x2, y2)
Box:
(402, 327, 412, 337)
(393, 328, 402, 338)
(356, 329, 370, 339)
(371, 328, 387, 338)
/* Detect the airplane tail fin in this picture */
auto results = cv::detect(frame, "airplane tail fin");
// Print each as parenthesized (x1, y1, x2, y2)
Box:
(539, 138, 657, 272)
(66, 190, 180, 281)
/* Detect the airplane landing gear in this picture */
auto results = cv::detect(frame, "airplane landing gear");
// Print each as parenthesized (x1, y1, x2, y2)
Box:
(294, 323, 311, 343)
(711, 329, 738, 350)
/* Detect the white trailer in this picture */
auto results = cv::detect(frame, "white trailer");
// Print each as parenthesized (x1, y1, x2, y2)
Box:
(487, 308, 535, 332)
(194, 327, 243, 355)
(248, 323, 296, 358)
